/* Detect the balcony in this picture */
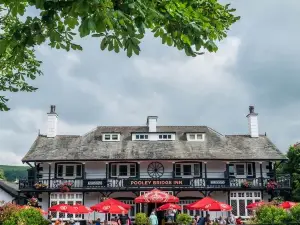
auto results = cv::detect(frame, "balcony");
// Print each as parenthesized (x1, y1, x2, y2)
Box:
(18, 172, 291, 192)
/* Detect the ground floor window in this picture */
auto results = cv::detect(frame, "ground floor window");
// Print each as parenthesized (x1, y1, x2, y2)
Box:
(230, 191, 261, 217)
(50, 192, 83, 220)
(179, 200, 201, 216)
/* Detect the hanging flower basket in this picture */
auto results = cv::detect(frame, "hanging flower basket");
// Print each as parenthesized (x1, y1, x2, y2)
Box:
(266, 180, 278, 194)
(241, 180, 252, 188)
(33, 182, 48, 190)
(59, 182, 73, 193)
(27, 197, 38, 207)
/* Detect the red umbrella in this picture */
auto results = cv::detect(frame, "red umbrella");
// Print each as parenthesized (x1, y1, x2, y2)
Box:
(157, 203, 181, 211)
(279, 201, 298, 209)
(135, 189, 179, 203)
(72, 204, 93, 214)
(48, 204, 77, 213)
(200, 201, 232, 211)
(246, 201, 265, 209)
(185, 197, 216, 210)
(91, 198, 131, 214)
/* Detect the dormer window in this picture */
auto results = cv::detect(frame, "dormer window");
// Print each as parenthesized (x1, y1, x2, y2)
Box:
(158, 134, 172, 140)
(136, 134, 149, 140)
(102, 133, 120, 141)
(187, 133, 205, 141)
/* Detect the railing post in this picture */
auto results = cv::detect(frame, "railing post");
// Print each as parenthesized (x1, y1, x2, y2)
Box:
(260, 162, 263, 187)
(48, 163, 51, 188)
(204, 162, 207, 188)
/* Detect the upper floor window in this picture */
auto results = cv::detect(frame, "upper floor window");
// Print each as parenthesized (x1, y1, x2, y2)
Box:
(229, 163, 254, 177)
(102, 133, 120, 141)
(175, 163, 201, 177)
(159, 134, 172, 140)
(56, 164, 82, 178)
(110, 163, 136, 177)
(136, 134, 149, 140)
(187, 133, 205, 141)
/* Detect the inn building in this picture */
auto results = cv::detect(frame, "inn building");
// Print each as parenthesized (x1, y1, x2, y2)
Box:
(18, 106, 290, 220)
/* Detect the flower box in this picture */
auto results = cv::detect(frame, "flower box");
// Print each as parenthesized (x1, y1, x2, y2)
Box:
(241, 181, 252, 188)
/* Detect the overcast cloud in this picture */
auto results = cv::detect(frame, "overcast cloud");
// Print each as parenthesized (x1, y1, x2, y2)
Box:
(1, 0, 300, 165)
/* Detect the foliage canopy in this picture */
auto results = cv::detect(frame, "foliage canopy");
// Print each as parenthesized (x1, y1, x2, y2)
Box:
(0, 0, 239, 111)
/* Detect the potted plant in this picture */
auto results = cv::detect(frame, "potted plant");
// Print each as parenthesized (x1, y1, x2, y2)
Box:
(59, 182, 73, 193)
(176, 213, 192, 225)
(135, 213, 148, 225)
(241, 180, 252, 188)
(266, 179, 278, 194)
(33, 182, 48, 190)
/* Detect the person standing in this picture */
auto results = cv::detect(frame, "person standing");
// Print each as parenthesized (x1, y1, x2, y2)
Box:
(227, 212, 236, 225)
(149, 212, 158, 225)
(118, 211, 129, 225)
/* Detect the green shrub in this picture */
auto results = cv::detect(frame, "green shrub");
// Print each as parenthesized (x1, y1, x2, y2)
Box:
(254, 205, 289, 224)
(3, 207, 46, 225)
(135, 213, 148, 225)
(176, 213, 192, 225)
(0, 203, 20, 223)
(289, 204, 300, 223)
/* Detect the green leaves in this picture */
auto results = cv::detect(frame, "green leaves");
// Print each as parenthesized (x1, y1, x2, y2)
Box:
(0, 0, 239, 110)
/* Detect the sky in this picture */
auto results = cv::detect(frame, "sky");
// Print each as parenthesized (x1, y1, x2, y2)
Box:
(1, 0, 300, 165)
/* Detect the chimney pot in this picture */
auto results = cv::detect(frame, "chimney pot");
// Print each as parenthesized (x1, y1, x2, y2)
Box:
(249, 106, 255, 114)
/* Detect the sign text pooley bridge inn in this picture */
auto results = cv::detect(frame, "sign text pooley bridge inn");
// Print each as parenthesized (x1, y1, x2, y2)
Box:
(123, 179, 190, 187)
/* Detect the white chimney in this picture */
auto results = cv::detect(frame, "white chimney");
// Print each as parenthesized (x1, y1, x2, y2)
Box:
(147, 116, 158, 132)
(47, 105, 58, 138)
(246, 106, 259, 138)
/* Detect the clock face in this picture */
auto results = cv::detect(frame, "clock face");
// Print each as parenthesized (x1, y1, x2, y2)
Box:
(147, 162, 164, 178)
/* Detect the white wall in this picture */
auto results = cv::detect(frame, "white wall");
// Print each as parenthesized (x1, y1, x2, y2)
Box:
(0, 189, 14, 203)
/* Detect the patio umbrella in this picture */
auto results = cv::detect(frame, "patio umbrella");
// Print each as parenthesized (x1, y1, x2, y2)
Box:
(279, 201, 298, 209)
(157, 203, 181, 211)
(246, 201, 265, 209)
(91, 198, 131, 210)
(200, 201, 232, 211)
(185, 197, 217, 210)
(48, 203, 77, 213)
(72, 204, 93, 214)
(134, 189, 179, 203)
(92, 204, 128, 214)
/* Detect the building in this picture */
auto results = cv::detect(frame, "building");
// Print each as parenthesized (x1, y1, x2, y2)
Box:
(0, 179, 26, 204)
(18, 105, 290, 220)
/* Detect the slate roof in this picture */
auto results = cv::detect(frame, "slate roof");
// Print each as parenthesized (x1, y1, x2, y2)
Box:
(22, 126, 286, 162)
(0, 180, 19, 197)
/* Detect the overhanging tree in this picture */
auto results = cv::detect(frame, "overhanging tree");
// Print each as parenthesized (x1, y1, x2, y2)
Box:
(0, 0, 239, 111)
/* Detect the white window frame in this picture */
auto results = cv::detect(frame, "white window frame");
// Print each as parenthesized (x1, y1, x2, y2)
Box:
(186, 133, 205, 141)
(158, 134, 173, 140)
(102, 133, 120, 142)
(56, 164, 82, 178)
(135, 134, 149, 140)
(179, 200, 201, 216)
(230, 191, 261, 218)
(231, 163, 254, 178)
(50, 193, 83, 220)
(110, 163, 136, 178)
(175, 163, 200, 178)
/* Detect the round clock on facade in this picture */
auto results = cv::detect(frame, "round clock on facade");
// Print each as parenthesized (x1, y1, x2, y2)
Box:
(147, 162, 164, 178)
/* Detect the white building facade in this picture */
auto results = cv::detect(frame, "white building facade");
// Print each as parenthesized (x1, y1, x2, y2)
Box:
(19, 106, 290, 221)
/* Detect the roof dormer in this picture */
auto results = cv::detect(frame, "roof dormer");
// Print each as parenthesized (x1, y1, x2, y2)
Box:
(186, 133, 205, 141)
(102, 133, 120, 142)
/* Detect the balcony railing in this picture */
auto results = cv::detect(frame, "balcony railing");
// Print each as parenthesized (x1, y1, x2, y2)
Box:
(18, 173, 291, 191)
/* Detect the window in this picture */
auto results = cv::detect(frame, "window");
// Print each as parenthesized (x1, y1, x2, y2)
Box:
(178, 200, 201, 217)
(158, 134, 172, 140)
(110, 163, 137, 177)
(135, 134, 149, 140)
(56, 164, 82, 178)
(50, 193, 83, 220)
(230, 191, 261, 218)
(229, 164, 235, 176)
(187, 133, 205, 141)
(175, 163, 201, 177)
(236, 164, 245, 176)
(102, 133, 120, 141)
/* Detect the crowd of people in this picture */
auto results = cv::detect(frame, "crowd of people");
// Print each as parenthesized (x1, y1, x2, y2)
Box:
(192, 213, 244, 225)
